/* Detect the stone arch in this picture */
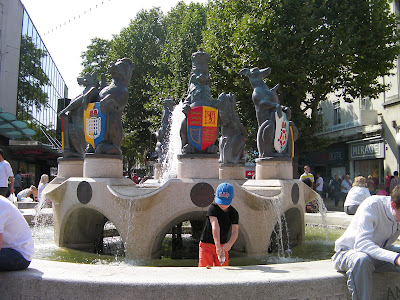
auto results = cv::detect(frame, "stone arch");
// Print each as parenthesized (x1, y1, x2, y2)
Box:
(151, 211, 205, 259)
(268, 207, 303, 253)
(61, 207, 110, 254)
(151, 210, 249, 259)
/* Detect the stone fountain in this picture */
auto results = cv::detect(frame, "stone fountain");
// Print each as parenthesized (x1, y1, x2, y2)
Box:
(43, 51, 314, 261)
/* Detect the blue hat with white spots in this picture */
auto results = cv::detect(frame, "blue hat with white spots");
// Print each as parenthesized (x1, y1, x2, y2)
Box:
(215, 183, 234, 205)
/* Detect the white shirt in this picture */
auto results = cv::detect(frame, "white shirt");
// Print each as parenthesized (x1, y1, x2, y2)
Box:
(17, 188, 37, 201)
(335, 196, 400, 264)
(315, 177, 324, 192)
(0, 160, 13, 187)
(341, 180, 352, 193)
(0, 196, 34, 261)
(38, 183, 48, 201)
(344, 186, 371, 207)
(300, 172, 314, 183)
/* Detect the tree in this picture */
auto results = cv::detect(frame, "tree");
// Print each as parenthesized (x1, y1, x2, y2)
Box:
(79, 0, 400, 168)
(203, 0, 400, 156)
(80, 9, 167, 170)
(17, 34, 50, 117)
(144, 1, 208, 139)
(153, 2, 207, 100)
(202, 1, 259, 152)
(80, 37, 112, 77)
(109, 8, 166, 170)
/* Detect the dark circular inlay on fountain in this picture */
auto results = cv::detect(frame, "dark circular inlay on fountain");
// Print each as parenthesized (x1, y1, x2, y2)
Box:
(190, 182, 214, 207)
(77, 181, 93, 204)
(291, 183, 299, 204)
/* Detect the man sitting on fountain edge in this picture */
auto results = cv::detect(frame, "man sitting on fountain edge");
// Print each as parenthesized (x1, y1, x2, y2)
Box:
(331, 185, 400, 300)
(198, 182, 239, 267)
(0, 195, 34, 271)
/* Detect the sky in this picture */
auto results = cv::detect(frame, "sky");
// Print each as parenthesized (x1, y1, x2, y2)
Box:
(21, 0, 208, 98)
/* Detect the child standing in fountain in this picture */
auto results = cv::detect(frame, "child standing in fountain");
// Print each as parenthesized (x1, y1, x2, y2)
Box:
(198, 182, 239, 267)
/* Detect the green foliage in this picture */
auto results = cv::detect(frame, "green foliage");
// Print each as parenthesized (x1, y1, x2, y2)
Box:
(203, 0, 400, 156)
(155, 2, 207, 100)
(110, 8, 166, 170)
(80, 0, 400, 168)
(203, 0, 259, 151)
(147, 1, 207, 131)
(80, 4, 208, 170)
(80, 37, 112, 76)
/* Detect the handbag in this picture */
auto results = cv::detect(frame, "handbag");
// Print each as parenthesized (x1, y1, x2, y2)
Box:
(7, 193, 18, 208)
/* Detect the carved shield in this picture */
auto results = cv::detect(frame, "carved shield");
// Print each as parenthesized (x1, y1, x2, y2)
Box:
(84, 102, 105, 149)
(187, 106, 218, 151)
(274, 111, 289, 153)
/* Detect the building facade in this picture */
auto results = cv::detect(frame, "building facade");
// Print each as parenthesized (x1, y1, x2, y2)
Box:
(0, 0, 67, 187)
(306, 2, 400, 186)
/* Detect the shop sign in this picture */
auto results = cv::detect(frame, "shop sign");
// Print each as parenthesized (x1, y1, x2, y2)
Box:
(329, 150, 345, 162)
(349, 140, 384, 160)
(319, 121, 360, 134)
(305, 147, 345, 165)
(246, 171, 255, 177)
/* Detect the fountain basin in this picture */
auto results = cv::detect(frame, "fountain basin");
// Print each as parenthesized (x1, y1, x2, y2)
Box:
(1, 259, 399, 299)
(44, 178, 313, 260)
(305, 210, 354, 228)
(20, 207, 53, 226)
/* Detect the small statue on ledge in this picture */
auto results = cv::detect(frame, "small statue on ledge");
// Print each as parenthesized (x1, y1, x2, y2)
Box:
(240, 67, 298, 159)
(217, 92, 246, 164)
(84, 58, 134, 155)
(58, 72, 100, 158)
(180, 50, 219, 155)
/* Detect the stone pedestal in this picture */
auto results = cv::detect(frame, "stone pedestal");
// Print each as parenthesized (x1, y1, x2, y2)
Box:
(255, 157, 293, 180)
(57, 157, 84, 178)
(177, 154, 219, 179)
(84, 154, 123, 178)
(219, 164, 245, 180)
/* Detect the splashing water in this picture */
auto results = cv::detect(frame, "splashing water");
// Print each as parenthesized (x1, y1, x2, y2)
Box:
(262, 188, 329, 258)
(314, 193, 329, 240)
(263, 197, 291, 258)
(160, 101, 184, 184)
(122, 198, 137, 257)
(33, 189, 53, 228)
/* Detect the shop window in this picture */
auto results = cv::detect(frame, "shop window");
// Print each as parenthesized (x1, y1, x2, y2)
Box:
(354, 159, 381, 187)
(333, 101, 341, 125)
(360, 97, 372, 110)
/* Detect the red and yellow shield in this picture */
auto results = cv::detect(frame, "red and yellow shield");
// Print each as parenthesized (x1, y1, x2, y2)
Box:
(187, 106, 218, 151)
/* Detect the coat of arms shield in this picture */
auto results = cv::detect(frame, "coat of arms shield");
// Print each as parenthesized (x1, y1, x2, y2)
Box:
(274, 111, 289, 153)
(187, 106, 218, 151)
(84, 102, 105, 149)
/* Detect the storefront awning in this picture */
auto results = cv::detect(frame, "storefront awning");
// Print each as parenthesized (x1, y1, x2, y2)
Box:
(0, 108, 36, 139)
(7, 140, 60, 162)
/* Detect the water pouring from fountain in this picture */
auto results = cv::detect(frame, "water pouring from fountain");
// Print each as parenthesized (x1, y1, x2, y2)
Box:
(159, 101, 184, 184)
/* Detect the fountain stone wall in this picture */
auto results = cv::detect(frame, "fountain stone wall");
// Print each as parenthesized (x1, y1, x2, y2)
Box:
(44, 155, 316, 260)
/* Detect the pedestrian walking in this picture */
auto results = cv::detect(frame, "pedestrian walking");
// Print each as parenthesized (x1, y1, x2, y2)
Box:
(0, 149, 14, 197)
